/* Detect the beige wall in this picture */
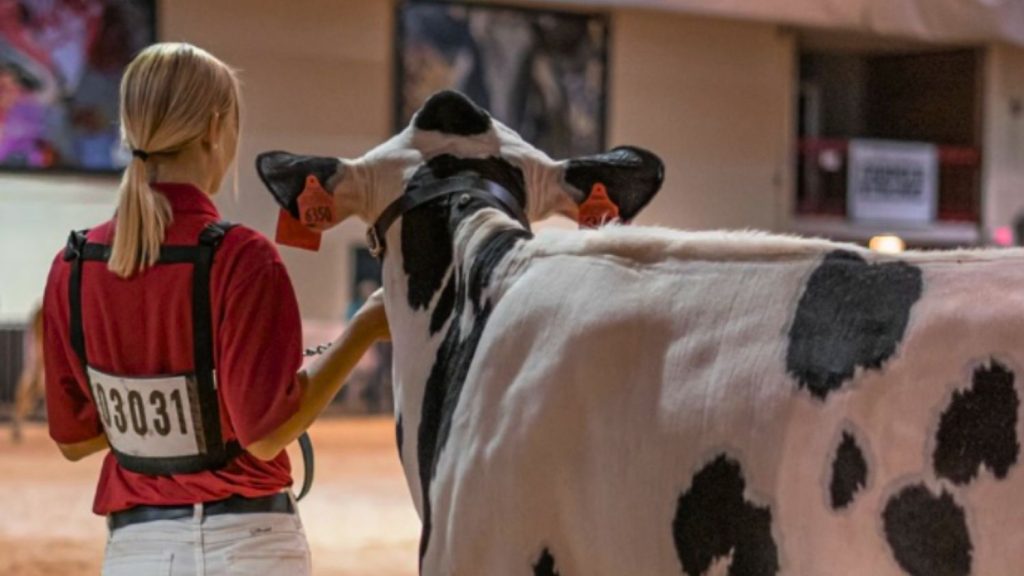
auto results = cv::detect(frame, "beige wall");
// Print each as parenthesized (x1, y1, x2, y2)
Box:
(163, 0, 393, 322)
(611, 10, 794, 230)
(983, 43, 1024, 233)
(0, 2, 795, 323)
(0, 176, 116, 323)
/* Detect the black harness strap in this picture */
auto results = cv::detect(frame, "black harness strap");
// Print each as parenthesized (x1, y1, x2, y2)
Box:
(64, 222, 242, 475)
(77, 243, 206, 264)
(193, 223, 231, 463)
(296, 431, 314, 501)
(65, 230, 89, 369)
(64, 222, 315, 495)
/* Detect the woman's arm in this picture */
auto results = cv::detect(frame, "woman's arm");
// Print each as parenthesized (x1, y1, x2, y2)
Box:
(246, 289, 390, 461)
(57, 434, 109, 462)
(42, 255, 107, 460)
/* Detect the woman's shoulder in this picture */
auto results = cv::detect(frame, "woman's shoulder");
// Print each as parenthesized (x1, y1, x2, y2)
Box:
(216, 222, 289, 278)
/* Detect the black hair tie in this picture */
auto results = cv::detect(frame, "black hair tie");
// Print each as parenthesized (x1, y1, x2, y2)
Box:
(131, 149, 150, 161)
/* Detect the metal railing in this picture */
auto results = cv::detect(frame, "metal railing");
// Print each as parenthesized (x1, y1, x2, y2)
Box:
(0, 325, 26, 405)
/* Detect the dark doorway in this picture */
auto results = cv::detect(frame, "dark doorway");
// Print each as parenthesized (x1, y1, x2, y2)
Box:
(796, 32, 983, 223)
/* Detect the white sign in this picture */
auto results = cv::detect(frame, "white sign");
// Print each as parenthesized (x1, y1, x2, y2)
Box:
(847, 139, 938, 224)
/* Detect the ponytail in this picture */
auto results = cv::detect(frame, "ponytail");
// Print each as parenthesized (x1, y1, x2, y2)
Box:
(106, 42, 239, 278)
(107, 155, 172, 277)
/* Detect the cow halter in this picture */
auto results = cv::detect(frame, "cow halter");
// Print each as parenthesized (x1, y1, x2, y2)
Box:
(366, 174, 530, 259)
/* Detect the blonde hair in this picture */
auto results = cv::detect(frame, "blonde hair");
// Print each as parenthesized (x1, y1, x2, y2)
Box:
(109, 43, 240, 277)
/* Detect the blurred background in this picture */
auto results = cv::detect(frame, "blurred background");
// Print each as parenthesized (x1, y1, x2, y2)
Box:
(1, 0, 1022, 574)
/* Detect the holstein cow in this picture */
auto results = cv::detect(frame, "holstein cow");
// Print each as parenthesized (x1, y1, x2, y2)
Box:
(257, 91, 1022, 575)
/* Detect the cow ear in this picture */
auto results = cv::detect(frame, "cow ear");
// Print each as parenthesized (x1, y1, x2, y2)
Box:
(256, 151, 351, 220)
(563, 146, 664, 222)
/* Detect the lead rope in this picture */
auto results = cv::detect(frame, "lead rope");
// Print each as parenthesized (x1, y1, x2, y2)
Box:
(303, 342, 333, 357)
(294, 344, 332, 502)
(295, 433, 314, 502)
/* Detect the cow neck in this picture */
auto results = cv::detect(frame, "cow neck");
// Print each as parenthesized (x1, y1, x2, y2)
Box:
(367, 173, 529, 260)
(380, 187, 533, 520)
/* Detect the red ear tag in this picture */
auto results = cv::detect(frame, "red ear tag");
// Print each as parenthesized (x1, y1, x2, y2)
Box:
(578, 182, 620, 229)
(297, 174, 337, 231)
(276, 208, 322, 251)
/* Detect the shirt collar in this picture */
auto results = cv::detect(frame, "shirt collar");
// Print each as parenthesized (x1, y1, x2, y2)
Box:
(151, 182, 221, 218)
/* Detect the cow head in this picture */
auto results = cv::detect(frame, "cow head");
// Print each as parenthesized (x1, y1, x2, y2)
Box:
(256, 90, 664, 249)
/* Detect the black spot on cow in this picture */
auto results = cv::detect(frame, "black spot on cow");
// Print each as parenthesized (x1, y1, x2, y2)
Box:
(430, 274, 456, 335)
(673, 455, 779, 576)
(933, 360, 1020, 486)
(401, 155, 526, 313)
(883, 484, 972, 576)
(402, 189, 453, 311)
(396, 412, 404, 463)
(414, 90, 492, 136)
(416, 225, 529, 568)
(829, 431, 869, 510)
(468, 228, 530, 313)
(534, 548, 561, 576)
(418, 299, 492, 569)
(787, 250, 922, 400)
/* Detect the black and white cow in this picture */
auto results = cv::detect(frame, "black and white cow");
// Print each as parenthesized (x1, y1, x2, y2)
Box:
(258, 91, 1023, 575)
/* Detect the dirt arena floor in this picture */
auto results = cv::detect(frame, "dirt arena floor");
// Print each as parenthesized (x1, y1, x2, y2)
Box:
(0, 418, 419, 575)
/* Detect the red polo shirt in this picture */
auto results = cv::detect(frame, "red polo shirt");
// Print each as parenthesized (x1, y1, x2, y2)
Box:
(42, 183, 304, 515)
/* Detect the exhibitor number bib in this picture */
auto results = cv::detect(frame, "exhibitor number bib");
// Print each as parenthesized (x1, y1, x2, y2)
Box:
(88, 367, 209, 458)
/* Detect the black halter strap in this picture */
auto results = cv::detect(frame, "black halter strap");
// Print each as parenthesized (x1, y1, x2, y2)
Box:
(366, 174, 529, 259)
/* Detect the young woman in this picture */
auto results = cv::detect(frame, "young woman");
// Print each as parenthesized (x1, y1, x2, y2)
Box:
(42, 42, 388, 575)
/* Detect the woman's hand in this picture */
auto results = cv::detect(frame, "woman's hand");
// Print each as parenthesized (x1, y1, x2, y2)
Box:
(350, 288, 390, 342)
(56, 434, 109, 462)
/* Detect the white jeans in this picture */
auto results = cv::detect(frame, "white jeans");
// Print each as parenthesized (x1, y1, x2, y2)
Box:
(102, 496, 311, 576)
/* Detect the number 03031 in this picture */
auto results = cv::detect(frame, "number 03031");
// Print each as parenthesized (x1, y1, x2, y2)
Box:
(94, 385, 189, 437)
(87, 368, 204, 458)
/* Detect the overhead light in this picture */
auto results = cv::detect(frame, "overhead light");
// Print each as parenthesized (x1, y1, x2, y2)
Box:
(869, 234, 905, 254)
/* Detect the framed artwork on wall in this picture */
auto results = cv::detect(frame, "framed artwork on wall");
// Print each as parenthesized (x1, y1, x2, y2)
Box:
(395, 0, 609, 159)
(0, 0, 157, 174)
